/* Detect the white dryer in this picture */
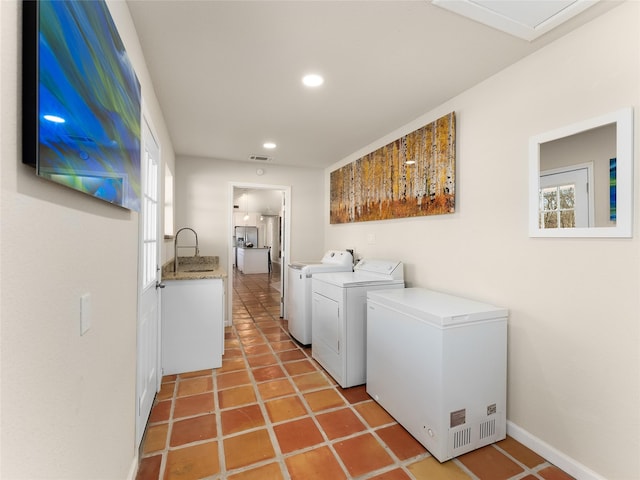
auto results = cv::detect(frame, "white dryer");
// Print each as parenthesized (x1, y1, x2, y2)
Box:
(286, 250, 353, 345)
(311, 259, 404, 388)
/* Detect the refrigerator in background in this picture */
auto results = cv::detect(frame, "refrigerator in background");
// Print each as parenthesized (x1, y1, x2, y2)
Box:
(235, 226, 258, 247)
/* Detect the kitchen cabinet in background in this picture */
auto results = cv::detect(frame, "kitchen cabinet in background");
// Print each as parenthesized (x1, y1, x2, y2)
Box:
(236, 247, 269, 274)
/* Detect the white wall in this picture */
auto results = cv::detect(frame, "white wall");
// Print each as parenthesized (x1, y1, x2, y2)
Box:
(174, 156, 325, 268)
(325, 3, 639, 479)
(0, 1, 174, 478)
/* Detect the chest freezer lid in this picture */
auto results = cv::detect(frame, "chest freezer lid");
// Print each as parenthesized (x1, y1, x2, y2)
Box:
(367, 288, 508, 326)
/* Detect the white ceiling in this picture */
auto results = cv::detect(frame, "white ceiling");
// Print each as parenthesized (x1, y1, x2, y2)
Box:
(127, 0, 619, 169)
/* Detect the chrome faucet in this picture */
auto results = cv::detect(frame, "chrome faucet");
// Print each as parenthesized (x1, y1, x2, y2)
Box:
(174, 227, 199, 273)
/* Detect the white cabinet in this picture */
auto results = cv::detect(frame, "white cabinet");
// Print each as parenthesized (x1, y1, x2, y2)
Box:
(161, 278, 225, 375)
(233, 211, 259, 226)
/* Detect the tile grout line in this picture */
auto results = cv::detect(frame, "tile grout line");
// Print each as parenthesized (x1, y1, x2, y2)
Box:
(228, 282, 292, 480)
(254, 285, 296, 480)
(165, 374, 219, 477)
(257, 326, 402, 479)
(163, 379, 178, 477)
(491, 442, 553, 479)
(232, 282, 354, 479)
(240, 309, 290, 480)
(323, 373, 433, 479)
(211, 369, 228, 478)
(255, 318, 358, 479)
(158, 377, 177, 478)
(451, 457, 483, 480)
(234, 276, 419, 480)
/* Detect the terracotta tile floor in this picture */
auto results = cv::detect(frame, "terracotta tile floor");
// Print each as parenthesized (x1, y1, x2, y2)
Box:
(137, 268, 575, 480)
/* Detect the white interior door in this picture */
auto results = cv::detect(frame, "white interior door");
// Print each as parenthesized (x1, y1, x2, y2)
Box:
(136, 118, 161, 446)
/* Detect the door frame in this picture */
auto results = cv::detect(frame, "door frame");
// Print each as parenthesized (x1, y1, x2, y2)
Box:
(228, 182, 291, 324)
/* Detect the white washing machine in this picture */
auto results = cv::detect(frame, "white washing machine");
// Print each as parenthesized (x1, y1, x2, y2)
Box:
(311, 259, 404, 388)
(286, 250, 353, 345)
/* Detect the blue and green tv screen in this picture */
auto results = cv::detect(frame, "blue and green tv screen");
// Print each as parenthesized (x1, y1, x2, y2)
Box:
(22, 0, 141, 211)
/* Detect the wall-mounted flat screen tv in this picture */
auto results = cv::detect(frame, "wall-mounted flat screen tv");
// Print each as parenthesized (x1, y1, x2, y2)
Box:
(22, 0, 141, 211)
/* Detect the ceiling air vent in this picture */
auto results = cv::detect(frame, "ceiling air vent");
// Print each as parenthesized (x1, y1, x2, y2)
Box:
(249, 154, 271, 162)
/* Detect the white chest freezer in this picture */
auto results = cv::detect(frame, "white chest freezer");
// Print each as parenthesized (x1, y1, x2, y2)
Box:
(366, 288, 508, 462)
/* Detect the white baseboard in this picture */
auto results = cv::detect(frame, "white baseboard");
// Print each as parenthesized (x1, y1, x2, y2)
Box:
(126, 453, 138, 480)
(507, 421, 606, 480)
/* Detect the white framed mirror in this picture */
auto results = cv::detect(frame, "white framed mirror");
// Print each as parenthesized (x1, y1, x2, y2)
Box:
(529, 107, 634, 237)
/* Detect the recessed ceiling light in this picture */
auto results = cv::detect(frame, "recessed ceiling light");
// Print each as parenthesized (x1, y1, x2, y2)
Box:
(263, 142, 276, 149)
(302, 74, 324, 87)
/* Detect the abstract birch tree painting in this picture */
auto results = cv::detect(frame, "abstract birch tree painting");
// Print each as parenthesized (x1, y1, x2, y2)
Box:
(330, 112, 456, 224)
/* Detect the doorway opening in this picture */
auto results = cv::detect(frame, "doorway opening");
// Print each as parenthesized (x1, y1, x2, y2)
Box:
(228, 183, 291, 322)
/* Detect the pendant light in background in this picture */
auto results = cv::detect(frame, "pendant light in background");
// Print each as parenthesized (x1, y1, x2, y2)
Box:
(243, 189, 250, 222)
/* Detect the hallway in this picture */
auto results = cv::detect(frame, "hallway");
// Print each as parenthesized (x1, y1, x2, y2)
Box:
(136, 268, 574, 480)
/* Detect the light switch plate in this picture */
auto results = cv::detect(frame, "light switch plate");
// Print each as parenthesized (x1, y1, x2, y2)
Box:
(80, 293, 91, 335)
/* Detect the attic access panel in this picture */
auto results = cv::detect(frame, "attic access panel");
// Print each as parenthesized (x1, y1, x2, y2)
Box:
(432, 0, 598, 41)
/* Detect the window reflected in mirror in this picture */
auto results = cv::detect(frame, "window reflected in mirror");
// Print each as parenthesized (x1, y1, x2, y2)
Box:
(540, 184, 576, 229)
